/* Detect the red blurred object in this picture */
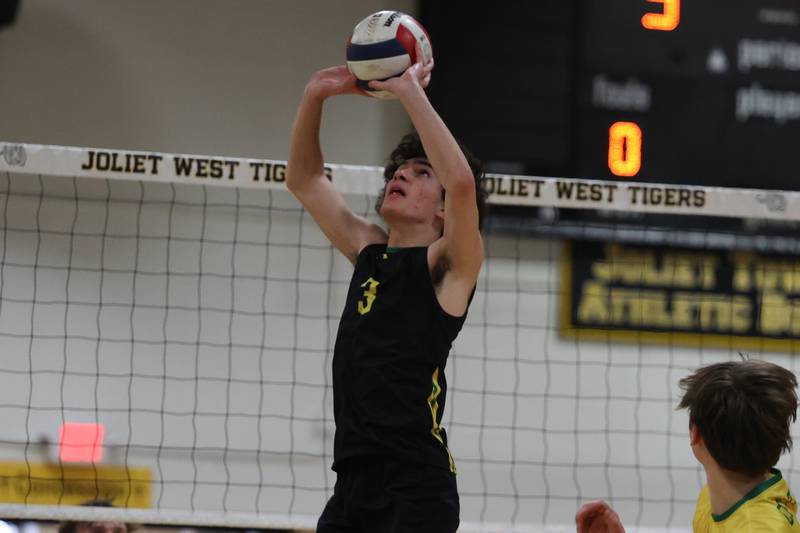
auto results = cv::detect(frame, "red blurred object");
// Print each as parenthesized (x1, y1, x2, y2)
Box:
(59, 422, 105, 462)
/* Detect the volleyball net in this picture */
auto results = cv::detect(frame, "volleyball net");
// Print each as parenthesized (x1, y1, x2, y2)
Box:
(1, 142, 800, 532)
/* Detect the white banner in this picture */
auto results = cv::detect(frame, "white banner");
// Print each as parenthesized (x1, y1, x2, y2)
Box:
(2, 141, 799, 221)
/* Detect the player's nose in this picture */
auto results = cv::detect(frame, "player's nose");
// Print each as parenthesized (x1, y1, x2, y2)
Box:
(392, 169, 408, 181)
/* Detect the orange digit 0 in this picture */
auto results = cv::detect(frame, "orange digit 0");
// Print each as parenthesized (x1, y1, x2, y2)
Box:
(608, 122, 642, 178)
(642, 0, 680, 31)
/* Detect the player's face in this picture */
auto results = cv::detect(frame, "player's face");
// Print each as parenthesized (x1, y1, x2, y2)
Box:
(380, 158, 444, 226)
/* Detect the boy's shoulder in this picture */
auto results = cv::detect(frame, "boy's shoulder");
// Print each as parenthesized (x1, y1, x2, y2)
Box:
(694, 472, 800, 532)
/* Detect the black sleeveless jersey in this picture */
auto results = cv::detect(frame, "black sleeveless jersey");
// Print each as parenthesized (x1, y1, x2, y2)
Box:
(331, 243, 470, 473)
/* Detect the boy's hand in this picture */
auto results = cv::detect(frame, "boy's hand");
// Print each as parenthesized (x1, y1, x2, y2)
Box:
(576, 501, 626, 533)
(305, 66, 364, 100)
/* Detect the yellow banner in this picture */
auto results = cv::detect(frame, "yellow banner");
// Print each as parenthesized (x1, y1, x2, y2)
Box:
(561, 241, 800, 352)
(0, 462, 151, 507)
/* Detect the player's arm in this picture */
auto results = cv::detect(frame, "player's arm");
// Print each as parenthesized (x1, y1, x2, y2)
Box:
(286, 66, 387, 265)
(370, 46, 483, 312)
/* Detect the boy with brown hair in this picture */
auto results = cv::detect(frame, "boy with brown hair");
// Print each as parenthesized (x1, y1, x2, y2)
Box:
(577, 359, 800, 532)
(286, 41, 485, 532)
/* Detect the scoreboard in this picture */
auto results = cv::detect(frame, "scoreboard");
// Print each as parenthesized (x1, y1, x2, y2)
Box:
(577, 0, 800, 190)
(424, 0, 800, 192)
(421, 1, 800, 249)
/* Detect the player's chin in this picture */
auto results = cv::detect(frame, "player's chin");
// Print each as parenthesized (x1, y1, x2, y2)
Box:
(379, 202, 400, 219)
(379, 202, 415, 224)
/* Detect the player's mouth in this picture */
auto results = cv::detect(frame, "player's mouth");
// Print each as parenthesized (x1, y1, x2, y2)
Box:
(388, 184, 406, 197)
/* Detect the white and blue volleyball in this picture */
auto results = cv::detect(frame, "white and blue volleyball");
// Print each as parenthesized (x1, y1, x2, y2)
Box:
(346, 10, 433, 99)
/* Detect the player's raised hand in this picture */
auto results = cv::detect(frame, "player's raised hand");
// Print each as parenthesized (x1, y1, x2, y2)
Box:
(306, 66, 365, 99)
(576, 501, 626, 533)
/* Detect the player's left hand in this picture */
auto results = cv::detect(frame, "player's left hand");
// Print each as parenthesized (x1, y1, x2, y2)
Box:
(368, 41, 433, 98)
(576, 500, 626, 533)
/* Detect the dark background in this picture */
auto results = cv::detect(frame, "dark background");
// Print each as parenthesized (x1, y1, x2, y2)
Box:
(0, 0, 20, 28)
(421, 1, 800, 250)
(422, 0, 800, 188)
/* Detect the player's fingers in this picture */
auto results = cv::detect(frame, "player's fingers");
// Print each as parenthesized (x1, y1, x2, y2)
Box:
(575, 516, 593, 533)
(579, 502, 625, 533)
(575, 506, 594, 531)
(578, 501, 606, 515)
(414, 41, 425, 65)
(354, 85, 371, 97)
(609, 510, 625, 530)
(576, 501, 610, 532)
(414, 65, 426, 83)
(419, 41, 433, 69)
(405, 63, 424, 84)
(420, 62, 433, 80)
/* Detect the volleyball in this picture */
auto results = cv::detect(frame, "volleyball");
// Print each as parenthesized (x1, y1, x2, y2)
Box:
(346, 10, 433, 99)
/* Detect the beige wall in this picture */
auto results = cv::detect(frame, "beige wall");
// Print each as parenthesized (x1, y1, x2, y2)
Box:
(0, 0, 414, 164)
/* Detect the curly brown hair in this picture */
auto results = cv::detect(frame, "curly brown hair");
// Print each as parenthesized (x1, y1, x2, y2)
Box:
(375, 132, 489, 230)
(58, 501, 135, 533)
(678, 359, 798, 477)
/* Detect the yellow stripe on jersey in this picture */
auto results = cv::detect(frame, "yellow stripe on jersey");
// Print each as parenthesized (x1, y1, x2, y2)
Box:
(427, 367, 456, 473)
(693, 469, 800, 532)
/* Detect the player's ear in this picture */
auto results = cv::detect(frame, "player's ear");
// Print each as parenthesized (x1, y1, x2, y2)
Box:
(689, 423, 702, 446)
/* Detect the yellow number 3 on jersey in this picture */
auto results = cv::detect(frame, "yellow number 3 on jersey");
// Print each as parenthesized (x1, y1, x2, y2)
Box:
(357, 277, 380, 315)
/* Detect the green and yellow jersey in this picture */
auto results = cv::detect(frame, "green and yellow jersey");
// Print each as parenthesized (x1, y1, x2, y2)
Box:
(694, 469, 800, 532)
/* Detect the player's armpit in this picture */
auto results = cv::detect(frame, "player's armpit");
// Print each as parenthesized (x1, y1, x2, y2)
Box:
(427, 240, 480, 318)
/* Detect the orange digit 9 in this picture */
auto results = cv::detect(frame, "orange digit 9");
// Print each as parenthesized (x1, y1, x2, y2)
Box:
(642, 0, 680, 31)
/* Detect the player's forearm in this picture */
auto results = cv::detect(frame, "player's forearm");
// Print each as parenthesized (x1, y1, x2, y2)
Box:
(398, 85, 475, 194)
(286, 89, 327, 194)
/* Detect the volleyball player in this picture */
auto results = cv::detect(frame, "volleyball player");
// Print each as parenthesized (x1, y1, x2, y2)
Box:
(576, 359, 799, 532)
(285, 42, 487, 533)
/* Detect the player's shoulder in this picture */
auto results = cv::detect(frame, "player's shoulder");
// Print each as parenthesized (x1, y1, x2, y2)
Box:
(711, 474, 800, 532)
(693, 485, 712, 532)
(755, 472, 799, 530)
(694, 473, 800, 532)
(745, 509, 800, 532)
(694, 484, 711, 512)
(753, 475, 800, 531)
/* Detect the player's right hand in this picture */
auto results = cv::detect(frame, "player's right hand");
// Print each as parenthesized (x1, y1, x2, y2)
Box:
(576, 500, 626, 533)
(306, 66, 364, 99)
